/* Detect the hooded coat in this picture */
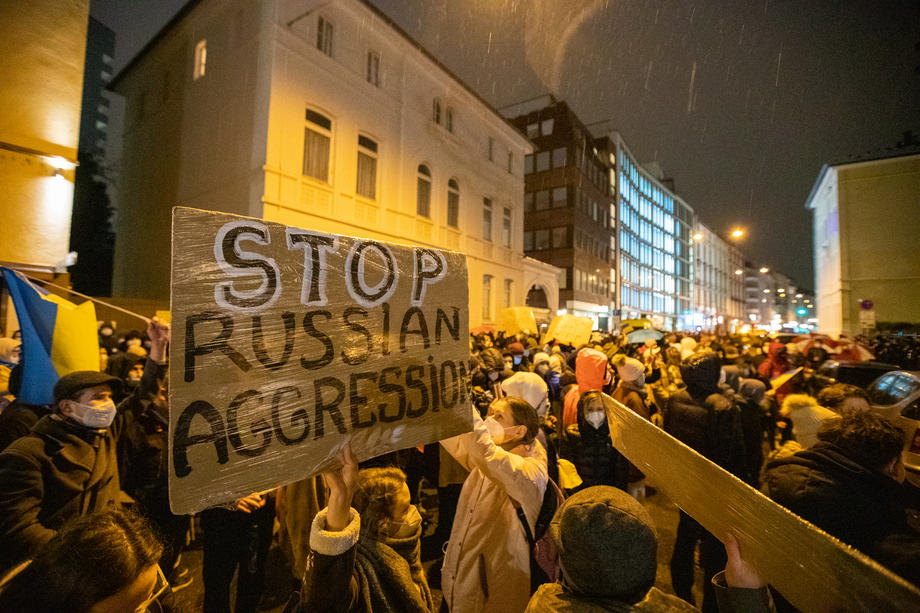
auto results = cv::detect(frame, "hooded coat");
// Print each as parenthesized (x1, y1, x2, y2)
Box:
(440, 408, 548, 613)
(763, 442, 920, 585)
(563, 349, 608, 427)
(557, 395, 629, 491)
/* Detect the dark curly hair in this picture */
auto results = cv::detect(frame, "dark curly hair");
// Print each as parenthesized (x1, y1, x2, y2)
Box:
(0, 508, 163, 613)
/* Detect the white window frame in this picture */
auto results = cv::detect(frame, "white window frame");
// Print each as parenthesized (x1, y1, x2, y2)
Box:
(193, 39, 207, 80)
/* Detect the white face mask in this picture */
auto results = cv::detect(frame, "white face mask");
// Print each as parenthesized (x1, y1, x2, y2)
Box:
(585, 410, 606, 430)
(390, 504, 422, 538)
(68, 400, 117, 429)
(483, 416, 519, 444)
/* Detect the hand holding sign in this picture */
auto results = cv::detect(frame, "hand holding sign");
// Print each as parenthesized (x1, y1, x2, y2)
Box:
(168, 208, 471, 514)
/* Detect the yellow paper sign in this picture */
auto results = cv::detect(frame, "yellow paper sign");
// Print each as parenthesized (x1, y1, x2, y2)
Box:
(542, 313, 593, 347)
(498, 306, 537, 335)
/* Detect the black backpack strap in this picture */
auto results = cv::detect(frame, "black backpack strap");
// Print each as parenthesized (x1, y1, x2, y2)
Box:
(510, 497, 535, 547)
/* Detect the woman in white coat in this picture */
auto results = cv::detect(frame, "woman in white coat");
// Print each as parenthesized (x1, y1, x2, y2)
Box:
(440, 396, 548, 613)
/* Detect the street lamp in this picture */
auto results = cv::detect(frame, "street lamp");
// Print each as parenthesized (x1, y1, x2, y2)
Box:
(730, 228, 745, 239)
(692, 232, 703, 241)
(734, 269, 743, 275)
(759, 267, 769, 274)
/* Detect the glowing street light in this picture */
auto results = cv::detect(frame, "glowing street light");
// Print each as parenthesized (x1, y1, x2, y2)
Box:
(730, 228, 745, 239)
(734, 269, 743, 275)
(692, 232, 703, 241)
(759, 267, 769, 274)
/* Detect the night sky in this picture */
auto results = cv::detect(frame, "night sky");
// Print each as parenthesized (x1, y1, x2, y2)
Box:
(91, 0, 920, 290)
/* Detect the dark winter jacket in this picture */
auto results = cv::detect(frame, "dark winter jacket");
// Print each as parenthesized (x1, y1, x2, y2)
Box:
(664, 389, 747, 479)
(0, 402, 51, 452)
(557, 395, 629, 490)
(762, 442, 920, 585)
(0, 413, 124, 573)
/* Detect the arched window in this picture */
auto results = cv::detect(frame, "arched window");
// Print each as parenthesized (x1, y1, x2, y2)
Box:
(417, 164, 431, 217)
(446, 178, 459, 228)
(446, 106, 454, 132)
(432, 98, 442, 124)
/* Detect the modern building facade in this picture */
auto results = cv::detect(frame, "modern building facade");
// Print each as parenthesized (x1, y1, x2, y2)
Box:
(78, 17, 115, 165)
(505, 97, 615, 330)
(743, 262, 814, 330)
(109, 0, 535, 327)
(691, 222, 744, 332)
(806, 150, 920, 336)
(612, 133, 693, 331)
(0, 0, 89, 275)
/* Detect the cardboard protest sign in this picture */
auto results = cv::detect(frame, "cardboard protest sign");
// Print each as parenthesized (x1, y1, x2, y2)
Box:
(169, 208, 471, 514)
(498, 306, 537, 335)
(601, 394, 920, 611)
(542, 313, 593, 347)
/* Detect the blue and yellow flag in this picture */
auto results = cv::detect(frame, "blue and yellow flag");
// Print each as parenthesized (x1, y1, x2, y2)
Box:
(1, 268, 99, 405)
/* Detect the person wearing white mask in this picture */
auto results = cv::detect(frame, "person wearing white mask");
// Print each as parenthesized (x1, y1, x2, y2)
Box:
(0, 317, 170, 577)
(557, 391, 629, 494)
(439, 397, 548, 613)
(0, 370, 123, 575)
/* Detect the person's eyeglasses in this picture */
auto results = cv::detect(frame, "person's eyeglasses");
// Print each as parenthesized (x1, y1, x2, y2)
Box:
(134, 565, 169, 613)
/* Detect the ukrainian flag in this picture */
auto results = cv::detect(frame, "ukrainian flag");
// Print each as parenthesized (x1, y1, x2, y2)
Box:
(1, 268, 99, 405)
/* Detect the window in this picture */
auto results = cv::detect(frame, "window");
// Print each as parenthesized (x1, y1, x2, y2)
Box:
(432, 98, 441, 124)
(526, 123, 539, 138)
(524, 154, 534, 174)
(552, 226, 568, 248)
(482, 275, 493, 320)
(504, 279, 513, 308)
(523, 231, 534, 251)
(535, 229, 550, 250)
(535, 190, 550, 211)
(303, 109, 332, 182)
(447, 178, 459, 228)
(524, 192, 534, 212)
(317, 16, 334, 56)
(366, 51, 380, 86)
(541, 118, 554, 135)
(536, 151, 550, 172)
(487, 137, 494, 162)
(417, 165, 431, 217)
(507, 151, 513, 173)
(193, 39, 207, 80)
(552, 186, 567, 208)
(552, 147, 567, 168)
(502, 207, 512, 247)
(356, 135, 377, 199)
(446, 107, 454, 132)
(482, 198, 492, 241)
(558, 267, 569, 290)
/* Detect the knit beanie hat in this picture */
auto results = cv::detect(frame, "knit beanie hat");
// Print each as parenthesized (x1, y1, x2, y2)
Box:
(532, 352, 551, 370)
(680, 337, 698, 360)
(501, 371, 549, 414)
(551, 486, 657, 601)
(782, 394, 840, 448)
(614, 357, 645, 384)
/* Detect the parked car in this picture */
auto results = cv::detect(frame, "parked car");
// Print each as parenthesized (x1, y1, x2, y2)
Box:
(810, 359, 900, 392)
(866, 371, 920, 478)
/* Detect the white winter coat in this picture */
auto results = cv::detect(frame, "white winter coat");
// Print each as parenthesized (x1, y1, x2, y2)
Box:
(440, 407, 549, 613)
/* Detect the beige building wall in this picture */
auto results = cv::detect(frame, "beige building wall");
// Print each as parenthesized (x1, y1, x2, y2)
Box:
(262, 0, 531, 327)
(0, 0, 89, 269)
(111, 0, 530, 327)
(809, 154, 920, 336)
(111, 1, 271, 299)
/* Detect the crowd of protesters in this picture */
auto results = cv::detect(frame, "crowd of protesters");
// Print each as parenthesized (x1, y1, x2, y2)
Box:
(0, 318, 917, 612)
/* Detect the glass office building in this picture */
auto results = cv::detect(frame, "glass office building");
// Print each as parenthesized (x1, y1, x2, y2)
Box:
(613, 135, 693, 330)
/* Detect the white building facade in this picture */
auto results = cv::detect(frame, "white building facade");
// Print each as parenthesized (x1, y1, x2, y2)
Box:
(691, 222, 744, 332)
(111, 0, 533, 327)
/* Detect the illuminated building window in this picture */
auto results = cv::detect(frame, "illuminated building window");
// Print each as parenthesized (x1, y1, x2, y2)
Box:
(366, 50, 380, 87)
(193, 40, 207, 80)
(523, 231, 533, 251)
(432, 98, 442, 124)
(502, 207, 512, 247)
(482, 275, 493, 320)
(526, 123, 539, 138)
(317, 17, 334, 57)
(356, 135, 378, 199)
(416, 165, 431, 217)
(552, 226, 568, 248)
(303, 109, 332, 182)
(482, 198, 492, 241)
(504, 279, 513, 308)
(447, 178, 459, 228)
(552, 186, 567, 208)
(536, 151, 550, 172)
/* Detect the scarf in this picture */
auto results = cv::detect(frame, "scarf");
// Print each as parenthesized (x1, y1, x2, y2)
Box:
(352, 524, 433, 613)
